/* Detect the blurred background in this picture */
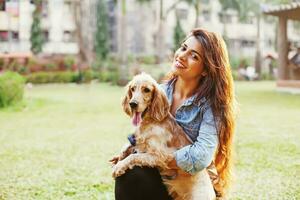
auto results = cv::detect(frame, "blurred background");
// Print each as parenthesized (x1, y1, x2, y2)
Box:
(0, 0, 299, 200)
(0, 0, 299, 85)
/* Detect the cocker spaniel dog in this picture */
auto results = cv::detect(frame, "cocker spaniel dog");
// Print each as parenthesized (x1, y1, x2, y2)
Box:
(111, 73, 215, 200)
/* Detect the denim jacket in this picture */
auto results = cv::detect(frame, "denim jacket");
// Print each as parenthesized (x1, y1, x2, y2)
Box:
(160, 79, 218, 175)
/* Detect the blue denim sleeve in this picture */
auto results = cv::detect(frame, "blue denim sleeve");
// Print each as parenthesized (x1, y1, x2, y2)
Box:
(174, 106, 218, 174)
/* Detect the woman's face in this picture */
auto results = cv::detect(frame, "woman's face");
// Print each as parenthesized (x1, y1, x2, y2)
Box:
(172, 36, 205, 80)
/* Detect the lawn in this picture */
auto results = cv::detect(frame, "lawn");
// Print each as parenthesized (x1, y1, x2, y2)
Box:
(0, 81, 299, 200)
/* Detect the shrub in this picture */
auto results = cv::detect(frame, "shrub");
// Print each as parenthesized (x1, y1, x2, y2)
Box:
(63, 56, 75, 70)
(98, 71, 119, 84)
(91, 59, 103, 71)
(81, 70, 94, 83)
(0, 72, 25, 108)
(26, 72, 76, 84)
(44, 62, 57, 71)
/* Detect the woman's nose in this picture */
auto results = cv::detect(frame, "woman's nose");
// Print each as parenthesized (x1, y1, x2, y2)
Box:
(177, 50, 187, 61)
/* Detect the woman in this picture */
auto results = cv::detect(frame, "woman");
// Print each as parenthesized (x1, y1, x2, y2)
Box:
(114, 28, 236, 200)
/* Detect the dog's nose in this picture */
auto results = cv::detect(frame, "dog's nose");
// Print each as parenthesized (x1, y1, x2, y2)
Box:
(129, 101, 138, 109)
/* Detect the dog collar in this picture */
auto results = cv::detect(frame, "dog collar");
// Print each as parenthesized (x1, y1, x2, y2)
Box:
(127, 134, 136, 146)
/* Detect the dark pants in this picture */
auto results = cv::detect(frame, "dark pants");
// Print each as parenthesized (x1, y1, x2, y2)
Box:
(115, 166, 173, 200)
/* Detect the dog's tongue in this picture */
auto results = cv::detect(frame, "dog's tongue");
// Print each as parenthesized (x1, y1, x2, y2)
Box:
(132, 112, 142, 126)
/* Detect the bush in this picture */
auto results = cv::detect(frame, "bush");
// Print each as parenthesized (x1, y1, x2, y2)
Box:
(80, 70, 94, 83)
(229, 56, 252, 70)
(98, 71, 119, 84)
(0, 72, 25, 108)
(63, 56, 75, 70)
(26, 72, 76, 84)
(44, 63, 57, 71)
(137, 55, 156, 65)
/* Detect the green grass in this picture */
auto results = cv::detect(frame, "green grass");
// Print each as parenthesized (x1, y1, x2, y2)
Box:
(0, 81, 299, 200)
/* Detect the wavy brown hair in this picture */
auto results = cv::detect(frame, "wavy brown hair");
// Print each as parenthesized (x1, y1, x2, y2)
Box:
(164, 28, 236, 197)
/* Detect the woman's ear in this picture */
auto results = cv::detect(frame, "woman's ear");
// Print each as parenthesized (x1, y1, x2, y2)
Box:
(149, 86, 169, 122)
(122, 83, 132, 116)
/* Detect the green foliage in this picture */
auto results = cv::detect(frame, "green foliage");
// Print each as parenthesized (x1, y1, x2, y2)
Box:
(137, 55, 156, 65)
(261, 72, 275, 80)
(91, 59, 103, 71)
(26, 72, 77, 84)
(229, 55, 252, 70)
(219, 0, 239, 11)
(95, 0, 110, 60)
(98, 71, 119, 85)
(173, 18, 185, 52)
(0, 58, 4, 70)
(44, 63, 56, 71)
(80, 70, 94, 83)
(0, 72, 25, 108)
(63, 56, 75, 70)
(30, 0, 44, 54)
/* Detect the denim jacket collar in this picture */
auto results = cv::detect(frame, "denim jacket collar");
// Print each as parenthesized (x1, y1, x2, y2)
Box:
(165, 78, 207, 107)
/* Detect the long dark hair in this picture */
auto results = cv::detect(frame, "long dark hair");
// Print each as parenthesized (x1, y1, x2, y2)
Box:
(165, 28, 236, 197)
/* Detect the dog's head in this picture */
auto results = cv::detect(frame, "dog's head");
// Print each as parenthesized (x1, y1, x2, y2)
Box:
(122, 73, 169, 126)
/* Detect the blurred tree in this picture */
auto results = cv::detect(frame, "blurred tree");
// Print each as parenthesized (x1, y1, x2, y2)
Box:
(30, 0, 44, 55)
(136, 0, 182, 63)
(173, 17, 185, 52)
(184, 0, 201, 27)
(117, 0, 128, 84)
(95, 0, 110, 60)
(72, 0, 95, 83)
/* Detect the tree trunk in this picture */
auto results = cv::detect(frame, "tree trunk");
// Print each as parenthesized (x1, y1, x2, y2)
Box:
(73, 1, 90, 66)
(194, 3, 200, 27)
(277, 16, 289, 80)
(254, 14, 261, 78)
(118, 0, 128, 85)
(155, 0, 164, 64)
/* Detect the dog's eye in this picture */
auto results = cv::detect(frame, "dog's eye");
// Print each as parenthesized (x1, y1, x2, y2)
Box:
(131, 87, 135, 92)
(144, 88, 150, 93)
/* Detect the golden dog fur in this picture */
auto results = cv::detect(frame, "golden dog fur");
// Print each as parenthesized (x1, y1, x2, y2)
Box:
(111, 73, 215, 200)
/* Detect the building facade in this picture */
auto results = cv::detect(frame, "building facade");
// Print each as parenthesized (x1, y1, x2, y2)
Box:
(0, 0, 299, 62)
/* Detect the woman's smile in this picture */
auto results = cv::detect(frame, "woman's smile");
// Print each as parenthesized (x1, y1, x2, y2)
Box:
(174, 60, 187, 69)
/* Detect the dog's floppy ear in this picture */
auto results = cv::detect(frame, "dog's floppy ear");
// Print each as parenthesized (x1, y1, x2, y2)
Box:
(149, 85, 169, 122)
(122, 82, 132, 116)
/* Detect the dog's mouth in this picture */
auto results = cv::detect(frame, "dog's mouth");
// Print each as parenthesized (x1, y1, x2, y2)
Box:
(132, 109, 147, 127)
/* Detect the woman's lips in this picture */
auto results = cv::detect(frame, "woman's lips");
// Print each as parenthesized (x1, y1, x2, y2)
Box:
(175, 60, 186, 69)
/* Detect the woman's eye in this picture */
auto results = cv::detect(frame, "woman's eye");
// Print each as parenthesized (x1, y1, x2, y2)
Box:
(180, 46, 186, 51)
(144, 88, 150, 93)
(191, 53, 199, 60)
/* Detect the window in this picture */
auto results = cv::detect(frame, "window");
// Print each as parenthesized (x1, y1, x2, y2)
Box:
(43, 30, 49, 42)
(12, 31, 19, 41)
(241, 40, 255, 48)
(63, 30, 75, 42)
(219, 13, 232, 23)
(0, 31, 8, 41)
(203, 10, 211, 21)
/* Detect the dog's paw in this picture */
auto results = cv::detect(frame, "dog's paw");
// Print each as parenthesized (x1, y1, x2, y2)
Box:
(109, 156, 120, 165)
(112, 163, 127, 178)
